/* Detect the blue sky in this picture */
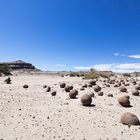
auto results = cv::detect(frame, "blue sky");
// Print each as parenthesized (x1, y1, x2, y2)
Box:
(0, 0, 140, 72)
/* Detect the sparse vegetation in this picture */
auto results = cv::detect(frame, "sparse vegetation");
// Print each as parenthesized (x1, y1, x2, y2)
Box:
(5, 77, 12, 84)
(98, 71, 114, 79)
(69, 72, 81, 77)
(123, 73, 131, 77)
(83, 72, 99, 79)
(83, 69, 114, 79)
(132, 72, 140, 77)
(0, 65, 11, 76)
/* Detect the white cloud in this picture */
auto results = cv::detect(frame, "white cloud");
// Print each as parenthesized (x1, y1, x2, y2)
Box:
(94, 63, 140, 73)
(114, 53, 119, 56)
(128, 55, 140, 59)
(74, 63, 140, 73)
(94, 64, 116, 71)
(74, 66, 92, 70)
(116, 63, 140, 69)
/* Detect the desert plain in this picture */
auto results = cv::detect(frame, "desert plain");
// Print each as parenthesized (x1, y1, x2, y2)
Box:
(0, 74, 140, 140)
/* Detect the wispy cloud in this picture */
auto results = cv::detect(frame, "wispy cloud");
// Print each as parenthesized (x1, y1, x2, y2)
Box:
(128, 54, 140, 59)
(56, 64, 66, 67)
(114, 53, 119, 56)
(74, 66, 93, 70)
(94, 64, 116, 71)
(116, 63, 140, 69)
(114, 53, 126, 57)
(74, 63, 140, 73)
(121, 54, 126, 57)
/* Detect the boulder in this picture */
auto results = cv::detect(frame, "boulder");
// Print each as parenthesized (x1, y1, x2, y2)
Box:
(60, 83, 66, 88)
(69, 90, 78, 99)
(94, 85, 101, 92)
(81, 94, 92, 106)
(121, 112, 140, 125)
(65, 86, 73, 92)
(119, 86, 127, 92)
(118, 96, 130, 107)
(132, 90, 139, 96)
(98, 91, 104, 96)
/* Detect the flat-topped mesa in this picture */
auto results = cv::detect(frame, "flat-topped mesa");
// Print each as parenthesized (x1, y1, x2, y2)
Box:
(0, 60, 36, 70)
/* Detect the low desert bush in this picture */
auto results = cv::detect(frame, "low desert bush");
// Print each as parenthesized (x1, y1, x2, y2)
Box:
(84, 69, 114, 79)
(123, 73, 131, 77)
(84, 72, 99, 79)
(98, 71, 114, 79)
(0, 65, 11, 76)
(5, 77, 12, 84)
(69, 72, 81, 77)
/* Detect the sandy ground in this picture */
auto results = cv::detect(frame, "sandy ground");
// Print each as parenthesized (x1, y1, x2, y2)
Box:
(0, 75, 140, 140)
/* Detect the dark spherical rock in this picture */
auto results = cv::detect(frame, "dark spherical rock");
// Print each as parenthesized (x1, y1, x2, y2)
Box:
(122, 82, 125, 85)
(106, 84, 110, 87)
(46, 86, 51, 92)
(88, 84, 93, 87)
(118, 82, 121, 87)
(114, 82, 121, 87)
(125, 83, 130, 87)
(23, 84, 29, 89)
(119, 86, 127, 92)
(60, 83, 66, 88)
(120, 79, 124, 83)
(131, 80, 137, 85)
(43, 85, 47, 88)
(51, 91, 57, 96)
(107, 94, 113, 97)
(132, 81, 137, 85)
(69, 90, 78, 99)
(65, 86, 73, 92)
(135, 85, 140, 90)
(98, 91, 104, 96)
(81, 94, 92, 106)
(82, 84, 88, 88)
(89, 80, 96, 86)
(114, 84, 118, 88)
(121, 112, 140, 125)
(94, 85, 101, 92)
(132, 90, 139, 96)
(109, 80, 115, 84)
(80, 87, 85, 91)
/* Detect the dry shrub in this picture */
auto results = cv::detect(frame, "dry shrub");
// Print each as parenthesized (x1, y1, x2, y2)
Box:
(83, 72, 99, 79)
(0, 65, 11, 76)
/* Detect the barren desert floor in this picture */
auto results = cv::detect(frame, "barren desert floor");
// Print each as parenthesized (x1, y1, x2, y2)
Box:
(0, 75, 140, 140)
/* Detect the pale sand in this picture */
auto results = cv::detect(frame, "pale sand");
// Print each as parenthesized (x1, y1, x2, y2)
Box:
(0, 75, 140, 140)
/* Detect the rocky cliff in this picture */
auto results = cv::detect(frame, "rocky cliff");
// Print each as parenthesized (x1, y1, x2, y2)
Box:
(0, 60, 40, 76)
(0, 60, 36, 70)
